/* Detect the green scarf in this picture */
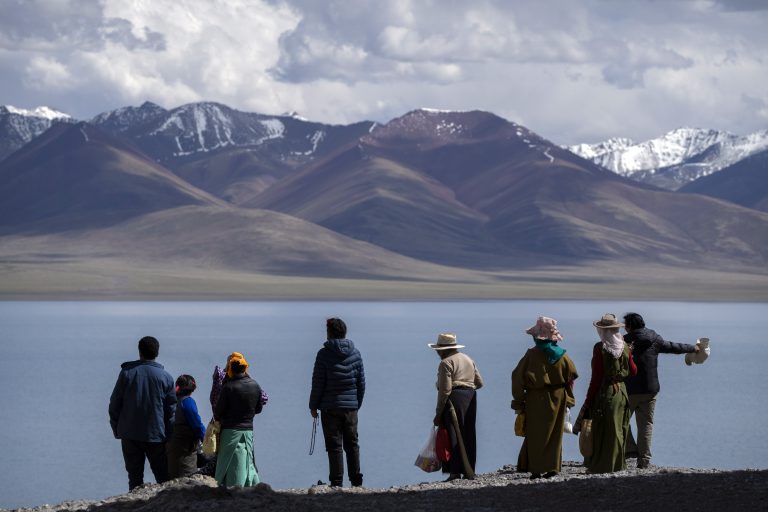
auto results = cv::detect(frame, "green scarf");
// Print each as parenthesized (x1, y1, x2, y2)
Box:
(534, 339, 566, 364)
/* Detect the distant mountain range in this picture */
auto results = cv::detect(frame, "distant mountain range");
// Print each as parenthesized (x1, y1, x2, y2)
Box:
(1, 102, 767, 294)
(567, 127, 768, 190)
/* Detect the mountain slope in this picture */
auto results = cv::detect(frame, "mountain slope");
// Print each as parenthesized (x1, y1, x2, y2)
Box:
(0, 205, 471, 281)
(248, 141, 499, 266)
(0, 122, 224, 233)
(253, 109, 768, 268)
(679, 148, 768, 212)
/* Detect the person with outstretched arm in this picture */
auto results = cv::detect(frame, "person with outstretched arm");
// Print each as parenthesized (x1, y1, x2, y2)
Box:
(622, 312, 701, 469)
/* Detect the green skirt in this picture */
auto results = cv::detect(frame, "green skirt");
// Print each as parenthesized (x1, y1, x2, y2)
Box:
(585, 384, 630, 473)
(215, 428, 260, 487)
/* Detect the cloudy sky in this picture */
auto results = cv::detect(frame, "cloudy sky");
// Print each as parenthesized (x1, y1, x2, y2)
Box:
(1, 0, 766, 144)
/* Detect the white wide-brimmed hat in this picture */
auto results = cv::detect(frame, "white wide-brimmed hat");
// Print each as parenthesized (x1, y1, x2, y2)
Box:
(428, 333, 465, 350)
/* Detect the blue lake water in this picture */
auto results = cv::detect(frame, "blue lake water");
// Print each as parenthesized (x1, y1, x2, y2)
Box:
(0, 300, 765, 509)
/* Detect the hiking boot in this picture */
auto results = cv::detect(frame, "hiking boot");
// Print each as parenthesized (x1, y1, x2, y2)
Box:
(444, 474, 462, 482)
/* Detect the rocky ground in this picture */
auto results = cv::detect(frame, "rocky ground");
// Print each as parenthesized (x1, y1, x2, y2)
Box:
(9, 461, 768, 512)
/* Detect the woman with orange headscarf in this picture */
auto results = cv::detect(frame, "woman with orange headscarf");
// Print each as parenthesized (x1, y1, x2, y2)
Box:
(214, 352, 264, 487)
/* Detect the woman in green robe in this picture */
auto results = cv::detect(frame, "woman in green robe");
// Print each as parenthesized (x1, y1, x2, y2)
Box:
(214, 352, 264, 487)
(575, 314, 637, 473)
(512, 316, 578, 479)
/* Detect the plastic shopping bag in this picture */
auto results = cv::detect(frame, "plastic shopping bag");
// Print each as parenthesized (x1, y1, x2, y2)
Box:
(414, 427, 441, 472)
(564, 408, 574, 434)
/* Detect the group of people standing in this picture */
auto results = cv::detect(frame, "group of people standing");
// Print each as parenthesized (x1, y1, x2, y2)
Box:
(107, 318, 364, 491)
(509, 312, 703, 479)
(108, 338, 268, 489)
(107, 311, 702, 491)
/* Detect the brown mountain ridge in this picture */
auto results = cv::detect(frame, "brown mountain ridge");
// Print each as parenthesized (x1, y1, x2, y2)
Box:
(1, 107, 767, 299)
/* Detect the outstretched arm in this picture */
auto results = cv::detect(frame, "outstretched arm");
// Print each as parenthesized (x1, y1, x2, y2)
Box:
(656, 332, 697, 354)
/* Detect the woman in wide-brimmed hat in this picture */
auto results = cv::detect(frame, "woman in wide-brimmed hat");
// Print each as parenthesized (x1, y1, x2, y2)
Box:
(512, 316, 579, 479)
(574, 314, 637, 473)
(429, 333, 484, 481)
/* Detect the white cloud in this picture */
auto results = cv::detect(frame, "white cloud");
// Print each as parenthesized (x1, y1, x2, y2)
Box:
(1, 0, 766, 144)
(24, 56, 77, 90)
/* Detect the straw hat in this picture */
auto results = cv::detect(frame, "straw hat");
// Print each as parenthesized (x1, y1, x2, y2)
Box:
(428, 333, 465, 350)
(593, 313, 624, 329)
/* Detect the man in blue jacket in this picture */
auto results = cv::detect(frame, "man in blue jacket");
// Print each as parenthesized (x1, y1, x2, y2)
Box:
(109, 336, 176, 490)
(309, 318, 366, 487)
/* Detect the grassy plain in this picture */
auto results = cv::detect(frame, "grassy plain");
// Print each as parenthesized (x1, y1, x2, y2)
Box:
(2, 258, 766, 301)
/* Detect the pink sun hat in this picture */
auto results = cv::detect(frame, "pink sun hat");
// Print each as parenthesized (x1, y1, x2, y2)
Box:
(525, 316, 563, 342)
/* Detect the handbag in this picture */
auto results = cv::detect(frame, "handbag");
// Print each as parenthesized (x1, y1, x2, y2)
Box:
(201, 419, 221, 456)
(514, 412, 526, 437)
(435, 426, 451, 462)
(578, 418, 593, 457)
(414, 427, 441, 472)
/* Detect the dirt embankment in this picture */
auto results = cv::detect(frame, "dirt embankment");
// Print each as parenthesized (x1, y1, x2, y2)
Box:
(10, 461, 768, 512)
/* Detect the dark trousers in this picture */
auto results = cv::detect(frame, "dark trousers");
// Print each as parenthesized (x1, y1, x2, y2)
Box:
(320, 408, 362, 486)
(121, 439, 169, 490)
(440, 388, 477, 476)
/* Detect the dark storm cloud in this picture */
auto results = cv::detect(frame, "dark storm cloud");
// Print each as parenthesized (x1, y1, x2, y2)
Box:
(0, 0, 165, 51)
(715, 0, 768, 11)
(271, 0, 699, 88)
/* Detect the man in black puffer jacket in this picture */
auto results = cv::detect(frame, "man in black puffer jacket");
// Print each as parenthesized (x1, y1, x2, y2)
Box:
(623, 313, 699, 469)
(309, 317, 366, 487)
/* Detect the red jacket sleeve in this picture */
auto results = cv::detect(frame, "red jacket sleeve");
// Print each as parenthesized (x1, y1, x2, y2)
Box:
(584, 343, 603, 409)
(628, 350, 637, 376)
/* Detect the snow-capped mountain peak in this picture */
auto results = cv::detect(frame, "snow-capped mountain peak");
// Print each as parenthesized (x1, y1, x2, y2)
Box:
(88, 101, 373, 163)
(567, 127, 768, 189)
(3, 105, 70, 120)
(568, 137, 635, 160)
(282, 111, 308, 121)
(0, 105, 76, 161)
(90, 101, 166, 129)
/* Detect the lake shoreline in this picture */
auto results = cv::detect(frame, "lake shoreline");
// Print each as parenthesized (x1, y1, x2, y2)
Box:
(11, 461, 768, 511)
(2, 292, 768, 302)
(3, 261, 768, 302)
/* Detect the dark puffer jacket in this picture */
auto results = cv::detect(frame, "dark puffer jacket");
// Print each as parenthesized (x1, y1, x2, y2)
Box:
(214, 373, 263, 430)
(309, 338, 365, 410)
(109, 360, 176, 442)
(624, 327, 697, 395)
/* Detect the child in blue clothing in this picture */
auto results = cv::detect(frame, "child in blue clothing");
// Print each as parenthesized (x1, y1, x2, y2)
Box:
(167, 374, 207, 479)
